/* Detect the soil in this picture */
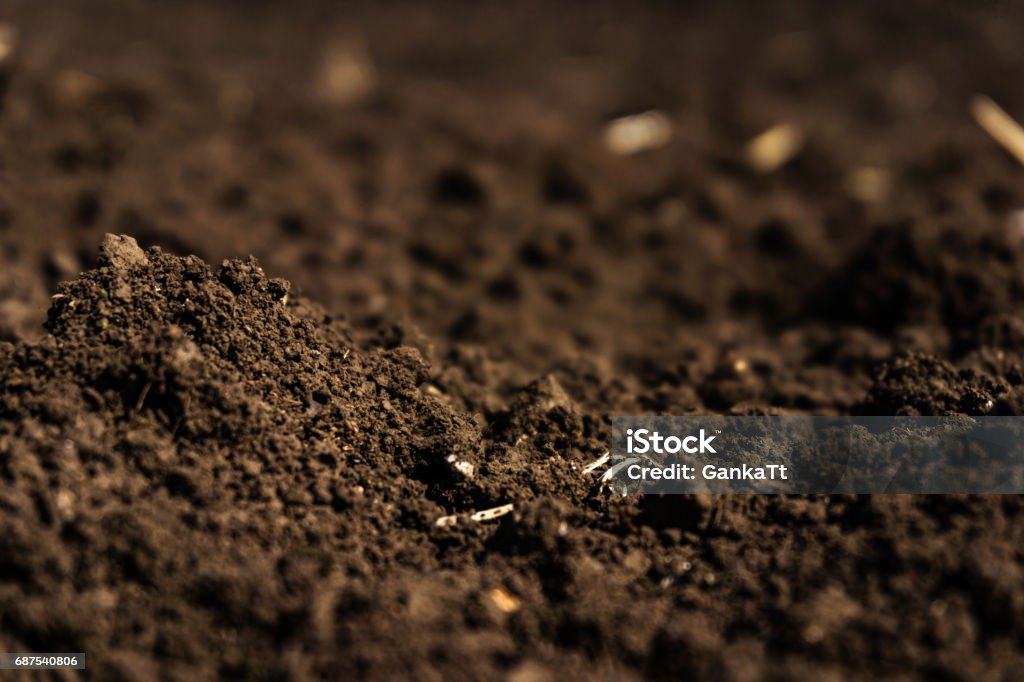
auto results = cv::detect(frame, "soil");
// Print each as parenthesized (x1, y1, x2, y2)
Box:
(2, 1, 1024, 680)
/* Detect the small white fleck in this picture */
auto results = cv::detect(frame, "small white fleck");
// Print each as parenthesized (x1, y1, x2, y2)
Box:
(746, 122, 804, 172)
(582, 451, 610, 475)
(446, 454, 475, 478)
(603, 111, 672, 155)
(435, 514, 458, 528)
(55, 490, 75, 517)
(470, 503, 514, 522)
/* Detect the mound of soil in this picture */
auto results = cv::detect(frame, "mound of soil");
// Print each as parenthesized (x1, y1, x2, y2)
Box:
(3, 236, 1024, 681)
(0, 235, 608, 679)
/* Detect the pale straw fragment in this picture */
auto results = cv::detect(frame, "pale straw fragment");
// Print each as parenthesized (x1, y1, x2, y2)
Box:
(971, 95, 1024, 167)
(435, 503, 515, 527)
(746, 123, 804, 173)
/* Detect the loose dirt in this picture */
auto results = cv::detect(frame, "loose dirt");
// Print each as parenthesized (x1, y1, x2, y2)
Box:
(2, 2, 1024, 680)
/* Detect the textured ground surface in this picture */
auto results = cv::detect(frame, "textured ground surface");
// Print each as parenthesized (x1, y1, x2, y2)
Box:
(2, 1, 1024, 680)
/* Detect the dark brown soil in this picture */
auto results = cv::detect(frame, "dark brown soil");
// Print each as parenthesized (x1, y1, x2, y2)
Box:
(2, 1, 1024, 680)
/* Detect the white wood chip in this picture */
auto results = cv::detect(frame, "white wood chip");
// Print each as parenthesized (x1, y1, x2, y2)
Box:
(470, 503, 514, 522)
